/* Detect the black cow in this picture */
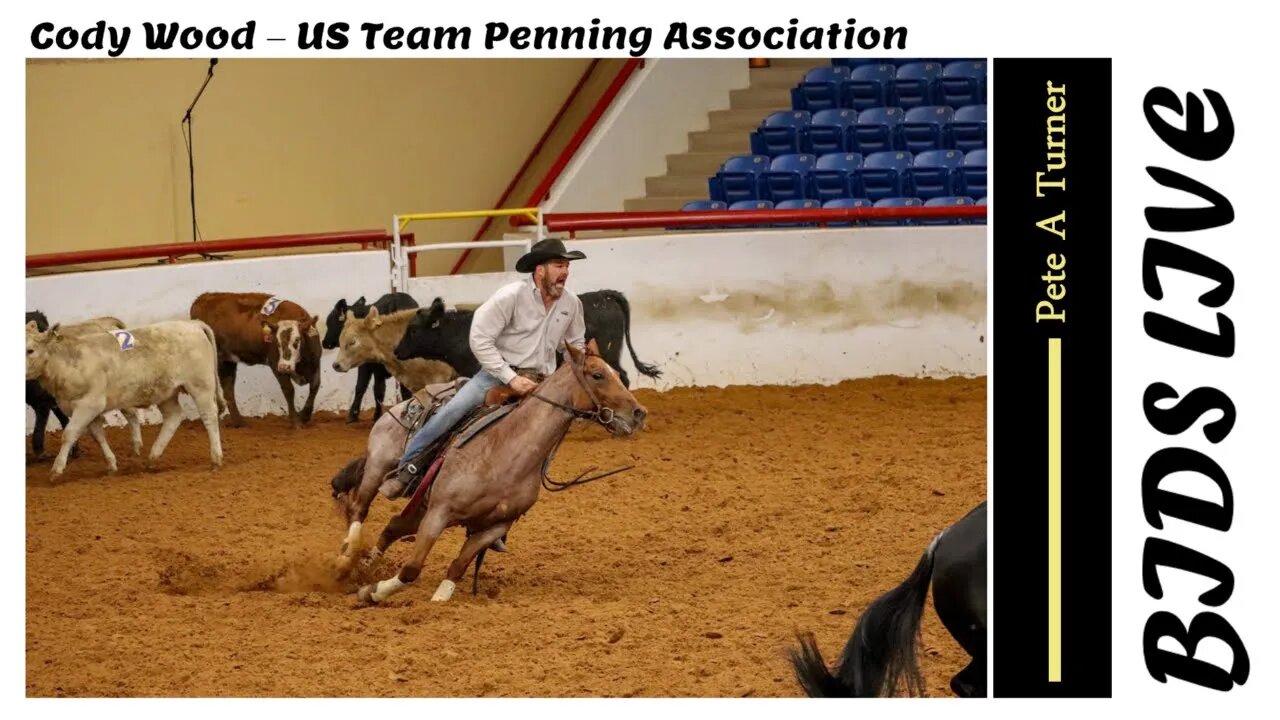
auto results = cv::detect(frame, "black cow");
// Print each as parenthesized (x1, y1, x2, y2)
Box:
(323, 292, 419, 422)
(25, 310, 74, 460)
(394, 290, 661, 388)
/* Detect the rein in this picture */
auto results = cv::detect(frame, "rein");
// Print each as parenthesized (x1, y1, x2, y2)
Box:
(527, 351, 634, 492)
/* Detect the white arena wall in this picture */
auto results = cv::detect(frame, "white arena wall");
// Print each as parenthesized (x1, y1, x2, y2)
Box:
(26, 226, 986, 433)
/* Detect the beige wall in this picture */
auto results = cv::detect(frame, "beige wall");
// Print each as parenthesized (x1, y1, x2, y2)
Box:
(26, 58, 594, 275)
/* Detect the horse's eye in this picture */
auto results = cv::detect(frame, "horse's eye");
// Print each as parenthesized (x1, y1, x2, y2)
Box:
(592, 372, 603, 381)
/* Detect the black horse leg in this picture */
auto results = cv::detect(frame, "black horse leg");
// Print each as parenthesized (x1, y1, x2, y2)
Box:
(950, 657, 985, 697)
(31, 404, 50, 459)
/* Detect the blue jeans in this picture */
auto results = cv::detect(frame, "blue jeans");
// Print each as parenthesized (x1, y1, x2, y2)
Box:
(398, 370, 504, 468)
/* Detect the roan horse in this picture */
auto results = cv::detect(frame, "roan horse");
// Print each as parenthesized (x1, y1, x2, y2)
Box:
(789, 500, 987, 698)
(329, 339, 648, 604)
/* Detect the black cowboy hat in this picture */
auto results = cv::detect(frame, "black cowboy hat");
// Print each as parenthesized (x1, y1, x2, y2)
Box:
(515, 238, 586, 273)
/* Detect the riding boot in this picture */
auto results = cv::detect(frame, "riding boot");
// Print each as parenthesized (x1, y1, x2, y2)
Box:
(379, 463, 419, 499)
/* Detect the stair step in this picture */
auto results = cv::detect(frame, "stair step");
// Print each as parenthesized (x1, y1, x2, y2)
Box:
(667, 151, 731, 175)
(624, 196, 705, 213)
(688, 130, 751, 153)
(646, 174, 710, 197)
(749, 65, 815, 88)
(708, 108, 771, 132)
(767, 58, 833, 69)
(729, 86, 794, 109)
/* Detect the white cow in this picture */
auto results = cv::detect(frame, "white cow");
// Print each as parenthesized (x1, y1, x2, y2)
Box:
(25, 319, 227, 481)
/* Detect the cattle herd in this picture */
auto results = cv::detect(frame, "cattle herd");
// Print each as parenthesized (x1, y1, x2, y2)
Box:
(24, 288, 662, 480)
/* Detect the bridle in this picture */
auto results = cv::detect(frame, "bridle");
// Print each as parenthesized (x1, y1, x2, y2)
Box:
(527, 350, 635, 492)
(529, 351, 620, 432)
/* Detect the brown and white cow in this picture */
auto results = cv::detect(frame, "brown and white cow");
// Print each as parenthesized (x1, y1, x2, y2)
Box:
(25, 319, 226, 481)
(190, 292, 322, 428)
(332, 307, 456, 393)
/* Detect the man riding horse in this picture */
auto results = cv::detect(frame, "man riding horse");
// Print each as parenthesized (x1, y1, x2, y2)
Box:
(379, 238, 589, 551)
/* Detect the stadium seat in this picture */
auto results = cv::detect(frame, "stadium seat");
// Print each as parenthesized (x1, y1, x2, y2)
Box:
(729, 200, 773, 209)
(841, 64, 896, 110)
(892, 62, 942, 108)
(822, 197, 873, 227)
(832, 58, 888, 69)
(750, 111, 811, 157)
(710, 154, 770, 203)
(922, 195, 976, 225)
(860, 151, 913, 201)
(849, 106, 905, 154)
(940, 61, 987, 107)
(791, 66, 850, 112)
(774, 198, 822, 227)
(802, 109, 857, 155)
(960, 149, 987, 198)
(680, 200, 727, 211)
(948, 104, 987, 152)
(900, 106, 955, 153)
(762, 153, 817, 203)
(811, 152, 864, 202)
(909, 149, 965, 200)
(871, 197, 924, 226)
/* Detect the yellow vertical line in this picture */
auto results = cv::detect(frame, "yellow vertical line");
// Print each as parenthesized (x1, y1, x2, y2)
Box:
(1048, 337, 1062, 682)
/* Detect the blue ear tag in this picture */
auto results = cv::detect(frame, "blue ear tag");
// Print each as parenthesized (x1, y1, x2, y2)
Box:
(112, 330, 135, 350)
(261, 297, 282, 315)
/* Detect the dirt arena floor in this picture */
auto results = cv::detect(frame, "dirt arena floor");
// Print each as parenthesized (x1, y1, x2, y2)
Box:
(26, 376, 986, 698)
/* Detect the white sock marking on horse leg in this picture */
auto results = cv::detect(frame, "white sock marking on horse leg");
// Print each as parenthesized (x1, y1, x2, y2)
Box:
(431, 579, 456, 602)
(345, 521, 363, 551)
(371, 576, 404, 603)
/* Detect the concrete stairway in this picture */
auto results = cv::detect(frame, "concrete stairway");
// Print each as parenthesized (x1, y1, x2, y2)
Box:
(624, 59, 826, 213)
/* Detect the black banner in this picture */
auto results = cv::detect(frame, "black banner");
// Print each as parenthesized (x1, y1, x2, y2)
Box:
(992, 58, 1113, 697)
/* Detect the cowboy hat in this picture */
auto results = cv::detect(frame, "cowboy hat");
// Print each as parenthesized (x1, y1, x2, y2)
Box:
(515, 238, 586, 273)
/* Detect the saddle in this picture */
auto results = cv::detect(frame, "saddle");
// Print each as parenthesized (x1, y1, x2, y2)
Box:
(393, 369, 544, 512)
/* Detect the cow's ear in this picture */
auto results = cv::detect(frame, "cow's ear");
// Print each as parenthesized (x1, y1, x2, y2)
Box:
(367, 306, 379, 319)
(307, 315, 320, 336)
(344, 310, 356, 323)
(355, 296, 366, 305)
(261, 322, 275, 343)
(336, 299, 347, 312)
(48, 323, 61, 337)
(25, 320, 38, 332)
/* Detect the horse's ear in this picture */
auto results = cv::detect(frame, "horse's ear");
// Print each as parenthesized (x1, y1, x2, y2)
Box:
(564, 341, 585, 366)
(586, 338, 600, 357)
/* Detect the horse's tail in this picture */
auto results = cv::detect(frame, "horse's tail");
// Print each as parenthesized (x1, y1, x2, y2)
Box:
(330, 455, 367, 499)
(599, 290, 661, 380)
(789, 630, 855, 697)
(790, 533, 938, 697)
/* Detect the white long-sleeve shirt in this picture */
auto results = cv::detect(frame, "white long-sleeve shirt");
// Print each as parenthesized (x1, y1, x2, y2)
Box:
(469, 278, 586, 385)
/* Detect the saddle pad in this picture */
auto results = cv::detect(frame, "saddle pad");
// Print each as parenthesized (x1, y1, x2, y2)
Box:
(453, 404, 518, 449)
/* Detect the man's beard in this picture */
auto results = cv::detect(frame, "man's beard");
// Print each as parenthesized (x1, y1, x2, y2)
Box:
(542, 278, 564, 297)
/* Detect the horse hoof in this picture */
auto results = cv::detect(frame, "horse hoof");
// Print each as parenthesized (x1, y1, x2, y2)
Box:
(360, 549, 382, 568)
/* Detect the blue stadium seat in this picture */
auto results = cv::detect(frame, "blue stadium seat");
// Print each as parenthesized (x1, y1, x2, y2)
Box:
(871, 197, 924, 226)
(680, 200, 727, 211)
(710, 154, 770, 203)
(861, 151, 913, 201)
(811, 152, 864, 202)
(791, 66, 850, 112)
(900, 106, 955, 153)
(774, 198, 822, 227)
(948, 104, 987, 152)
(763, 153, 817, 202)
(940, 61, 987, 107)
(832, 58, 888, 69)
(909, 149, 965, 200)
(922, 195, 976, 225)
(822, 197, 873, 227)
(960, 149, 987, 199)
(729, 200, 773, 209)
(850, 106, 905, 154)
(841, 64, 896, 110)
(750, 110, 811, 156)
(802, 109, 857, 155)
(892, 62, 942, 108)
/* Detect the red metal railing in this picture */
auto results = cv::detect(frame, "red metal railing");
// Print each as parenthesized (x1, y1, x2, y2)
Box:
(449, 59, 601, 276)
(512, 205, 987, 236)
(452, 58, 645, 275)
(26, 230, 410, 271)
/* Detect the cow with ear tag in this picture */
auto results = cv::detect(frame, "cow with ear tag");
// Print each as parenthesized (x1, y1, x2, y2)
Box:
(190, 292, 323, 429)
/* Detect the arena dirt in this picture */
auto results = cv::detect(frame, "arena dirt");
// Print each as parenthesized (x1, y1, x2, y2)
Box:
(26, 376, 986, 698)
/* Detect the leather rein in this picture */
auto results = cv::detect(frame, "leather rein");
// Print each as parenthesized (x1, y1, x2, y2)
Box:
(527, 352, 635, 492)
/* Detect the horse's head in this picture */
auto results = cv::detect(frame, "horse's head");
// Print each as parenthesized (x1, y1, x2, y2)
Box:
(563, 338, 648, 436)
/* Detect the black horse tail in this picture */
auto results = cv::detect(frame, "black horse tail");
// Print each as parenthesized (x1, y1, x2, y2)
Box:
(790, 533, 938, 697)
(599, 290, 662, 380)
(330, 455, 367, 499)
